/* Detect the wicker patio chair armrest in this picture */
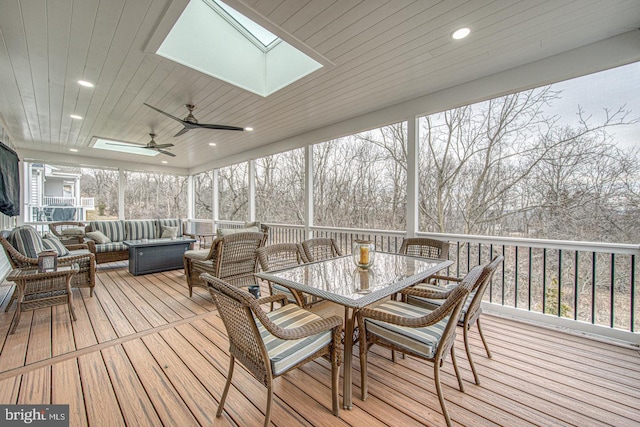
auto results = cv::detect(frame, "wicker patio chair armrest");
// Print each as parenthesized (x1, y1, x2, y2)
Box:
(254, 307, 343, 340)
(401, 286, 453, 300)
(83, 239, 97, 252)
(429, 274, 463, 283)
(65, 243, 89, 251)
(256, 294, 288, 306)
(58, 253, 95, 264)
(358, 305, 450, 328)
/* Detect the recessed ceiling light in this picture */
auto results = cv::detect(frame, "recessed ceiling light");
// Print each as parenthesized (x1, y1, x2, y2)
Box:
(245, 127, 253, 131)
(78, 80, 94, 87)
(161, 160, 168, 164)
(209, 142, 217, 146)
(452, 27, 470, 40)
(70, 114, 83, 120)
(69, 148, 79, 152)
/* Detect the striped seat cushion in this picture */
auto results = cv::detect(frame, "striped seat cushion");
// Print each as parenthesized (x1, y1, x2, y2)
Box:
(364, 300, 450, 359)
(126, 220, 158, 240)
(157, 219, 183, 237)
(90, 221, 126, 243)
(10, 225, 45, 259)
(257, 303, 333, 375)
(42, 233, 70, 256)
(93, 242, 127, 253)
(407, 282, 475, 320)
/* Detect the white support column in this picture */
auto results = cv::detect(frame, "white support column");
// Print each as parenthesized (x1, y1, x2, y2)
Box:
(406, 116, 419, 238)
(187, 174, 193, 221)
(248, 159, 256, 221)
(304, 145, 314, 239)
(212, 169, 219, 231)
(118, 169, 125, 220)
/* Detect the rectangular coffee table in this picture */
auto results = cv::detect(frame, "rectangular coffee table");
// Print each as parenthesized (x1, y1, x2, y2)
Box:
(123, 237, 196, 276)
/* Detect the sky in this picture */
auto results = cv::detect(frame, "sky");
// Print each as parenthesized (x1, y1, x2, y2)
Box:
(545, 61, 639, 149)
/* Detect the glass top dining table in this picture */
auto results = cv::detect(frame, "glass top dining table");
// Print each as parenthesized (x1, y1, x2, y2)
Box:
(256, 252, 453, 409)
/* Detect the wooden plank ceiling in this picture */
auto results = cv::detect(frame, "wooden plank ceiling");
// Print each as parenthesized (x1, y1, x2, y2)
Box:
(0, 0, 639, 170)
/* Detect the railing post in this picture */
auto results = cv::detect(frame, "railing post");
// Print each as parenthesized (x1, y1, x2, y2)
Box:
(406, 116, 418, 238)
(304, 145, 313, 240)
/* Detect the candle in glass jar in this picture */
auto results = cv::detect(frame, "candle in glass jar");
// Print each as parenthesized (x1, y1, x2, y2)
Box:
(360, 245, 369, 265)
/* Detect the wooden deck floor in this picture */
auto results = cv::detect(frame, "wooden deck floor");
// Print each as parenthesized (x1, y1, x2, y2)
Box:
(0, 261, 638, 426)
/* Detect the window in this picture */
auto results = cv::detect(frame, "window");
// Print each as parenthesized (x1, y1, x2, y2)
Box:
(124, 171, 187, 219)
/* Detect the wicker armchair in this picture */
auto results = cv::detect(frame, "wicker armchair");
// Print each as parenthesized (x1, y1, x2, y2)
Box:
(48, 221, 86, 246)
(301, 237, 342, 262)
(357, 265, 484, 427)
(183, 231, 267, 297)
(0, 230, 96, 301)
(202, 274, 342, 426)
(402, 255, 504, 385)
(257, 243, 323, 308)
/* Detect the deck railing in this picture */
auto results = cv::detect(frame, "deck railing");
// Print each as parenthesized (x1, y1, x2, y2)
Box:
(41, 196, 95, 209)
(215, 221, 638, 339)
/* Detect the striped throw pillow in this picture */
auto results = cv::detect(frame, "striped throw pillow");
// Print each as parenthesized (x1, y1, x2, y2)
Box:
(10, 226, 45, 259)
(42, 233, 70, 256)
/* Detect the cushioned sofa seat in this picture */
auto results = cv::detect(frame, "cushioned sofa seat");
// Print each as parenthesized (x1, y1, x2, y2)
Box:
(84, 219, 185, 264)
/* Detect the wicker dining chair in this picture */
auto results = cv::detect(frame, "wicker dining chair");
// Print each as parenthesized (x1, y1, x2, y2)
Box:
(399, 237, 450, 261)
(183, 231, 267, 297)
(402, 255, 504, 385)
(202, 274, 342, 427)
(357, 265, 484, 427)
(301, 237, 342, 262)
(257, 243, 324, 308)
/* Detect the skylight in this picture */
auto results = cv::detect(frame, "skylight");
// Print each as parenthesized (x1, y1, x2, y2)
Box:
(153, 0, 326, 97)
(92, 138, 159, 157)
(213, 0, 278, 48)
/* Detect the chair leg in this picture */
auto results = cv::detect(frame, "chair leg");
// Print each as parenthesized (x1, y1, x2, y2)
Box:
(264, 385, 273, 427)
(450, 346, 464, 392)
(331, 347, 340, 416)
(217, 356, 235, 418)
(391, 349, 396, 363)
(359, 322, 369, 400)
(476, 317, 492, 358)
(434, 360, 453, 427)
(463, 324, 480, 385)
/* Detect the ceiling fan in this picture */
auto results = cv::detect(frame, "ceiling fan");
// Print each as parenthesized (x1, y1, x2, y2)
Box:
(105, 133, 175, 157)
(144, 103, 245, 137)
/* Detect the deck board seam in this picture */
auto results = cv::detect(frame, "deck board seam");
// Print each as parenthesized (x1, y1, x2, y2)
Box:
(0, 308, 220, 382)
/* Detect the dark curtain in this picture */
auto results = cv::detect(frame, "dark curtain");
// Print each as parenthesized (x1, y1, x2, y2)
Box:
(0, 142, 20, 217)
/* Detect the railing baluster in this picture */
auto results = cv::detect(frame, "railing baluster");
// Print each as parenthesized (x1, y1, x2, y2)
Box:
(591, 252, 597, 325)
(574, 251, 579, 321)
(542, 248, 547, 314)
(631, 255, 636, 332)
(515, 246, 519, 308)
(528, 247, 532, 311)
(558, 249, 562, 318)
(610, 253, 615, 328)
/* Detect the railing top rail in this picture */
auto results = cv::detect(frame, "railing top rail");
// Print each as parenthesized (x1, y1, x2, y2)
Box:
(417, 231, 640, 255)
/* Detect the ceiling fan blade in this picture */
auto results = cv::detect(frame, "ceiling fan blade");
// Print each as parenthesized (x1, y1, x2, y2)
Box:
(144, 103, 184, 123)
(198, 123, 244, 131)
(158, 149, 176, 157)
(153, 143, 174, 149)
(174, 127, 190, 137)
